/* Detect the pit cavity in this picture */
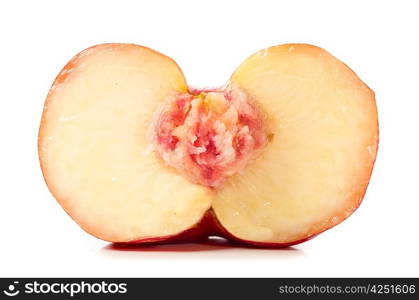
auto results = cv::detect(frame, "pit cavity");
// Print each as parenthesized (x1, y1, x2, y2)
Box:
(152, 86, 268, 188)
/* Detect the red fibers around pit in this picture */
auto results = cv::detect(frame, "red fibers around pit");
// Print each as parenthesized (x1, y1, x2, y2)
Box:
(153, 87, 267, 188)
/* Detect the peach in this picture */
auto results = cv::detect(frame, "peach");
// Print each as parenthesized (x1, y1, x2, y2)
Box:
(38, 43, 378, 247)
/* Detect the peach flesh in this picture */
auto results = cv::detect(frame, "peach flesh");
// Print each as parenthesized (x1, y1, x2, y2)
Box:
(152, 86, 268, 188)
(38, 43, 378, 247)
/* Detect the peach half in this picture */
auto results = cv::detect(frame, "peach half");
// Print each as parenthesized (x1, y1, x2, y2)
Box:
(38, 43, 378, 247)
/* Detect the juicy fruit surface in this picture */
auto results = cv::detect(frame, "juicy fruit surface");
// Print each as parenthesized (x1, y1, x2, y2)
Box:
(39, 43, 378, 246)
(212, 44, 378, 243)
(152, 87, 268, 188)
(39, 44, 211, 242)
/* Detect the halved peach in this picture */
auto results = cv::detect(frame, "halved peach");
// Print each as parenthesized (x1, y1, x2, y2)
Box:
(38, 43, 378, 246)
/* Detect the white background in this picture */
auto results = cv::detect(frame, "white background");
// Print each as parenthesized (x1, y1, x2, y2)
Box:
(0, 0, 418, 277)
